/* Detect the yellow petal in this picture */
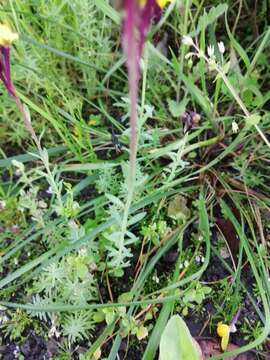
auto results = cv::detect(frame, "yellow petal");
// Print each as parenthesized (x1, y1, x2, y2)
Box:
(221, 331, 230, 351)
(0, 24, 18, 46)
(156, 0, 172, 8)
(217, 322, 229, 337)
(217, 322, 230, 351)
(139, 0, 147, 8)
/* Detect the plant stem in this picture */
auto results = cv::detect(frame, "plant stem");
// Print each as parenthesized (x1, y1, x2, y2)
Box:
(117, 46, 139, 268)
(192, 43, 270, 149)
(14, 95, 63, 209)
(118, 52, 149, 268)
(14, 96, 41, 153)
(176, 0, 192, 102)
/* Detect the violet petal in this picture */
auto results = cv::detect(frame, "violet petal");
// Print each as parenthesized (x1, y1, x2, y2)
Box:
(0, 46, 16, 96)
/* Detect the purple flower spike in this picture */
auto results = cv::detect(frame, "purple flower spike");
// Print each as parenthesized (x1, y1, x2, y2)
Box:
(121, 0, 170, 191)
(0, 46, 16, 97)
(122, 0, 163, 78)
(0, 24, 18, 97)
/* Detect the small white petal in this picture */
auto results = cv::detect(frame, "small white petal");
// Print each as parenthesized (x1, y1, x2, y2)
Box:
(230, 324, 237, 333)
(207, 45, 215, 57)
(218, 41, 225, 54)
(46, 186, 53, 194)
(182, 35, 194, 46)
(232, 121, 239, 133)
(185, 52, 195, 60)
(0, 200, 6, 210)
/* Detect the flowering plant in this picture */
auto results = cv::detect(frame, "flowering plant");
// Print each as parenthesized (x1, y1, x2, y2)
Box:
(217, 309, 241, 351)
(121, 0, 172, 214)
(0, 24, 18, 97)
(0, 23, 40, 147)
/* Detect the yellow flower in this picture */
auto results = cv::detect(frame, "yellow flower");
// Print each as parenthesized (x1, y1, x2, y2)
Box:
(139, 0, 172, 8)
(217, 322, 230, 351)
(0, 24, 18, 46)
(156, 0, 172, 8)
(139, 0, 147, 7)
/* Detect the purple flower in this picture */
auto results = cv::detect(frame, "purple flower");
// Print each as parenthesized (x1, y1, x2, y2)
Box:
(121, 0, 172, 189)
(0, 46, 16, 97)
(0, 24, 18, 97)
(122, 0, 167, 78)
(0, 25, 39, 145)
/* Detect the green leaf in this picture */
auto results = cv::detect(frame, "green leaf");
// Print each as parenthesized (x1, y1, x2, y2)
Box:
(105, 311, 116, 325)
(93, 311, 105, 323)
(202, 286, 212, 294)
(190, 4, 228, 36)
(137, 325, 149, 341)
(118, 292, 133, 303)
(246, 113, 261, 128)
(127, 212, 147, 226)
(105, 194, 124, 208)
(167, 195, 190, 221)
(95, 0, 120, 24)
(180, 74, 212, 116)
(168, 98, 189, 117)
(76, 263, 88, 279)
(159, 315, 201, 360)
(225, 15, 251, 71)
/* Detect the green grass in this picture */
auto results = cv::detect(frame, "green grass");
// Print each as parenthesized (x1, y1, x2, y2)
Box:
(0, 0, 270, 359)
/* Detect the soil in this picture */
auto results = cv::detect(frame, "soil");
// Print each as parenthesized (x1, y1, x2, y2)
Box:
(0, 332, 58, 360)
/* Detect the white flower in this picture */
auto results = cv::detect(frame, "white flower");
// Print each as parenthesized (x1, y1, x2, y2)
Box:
(207, 45, 215, 57)
(0, 200, 6, 210)
(182, 35, 194, 47)
(46, 186, 53, 194)
(152, 275, 160, 284)
(15, 169, 22, 177)
(232, 121, 239, 133)
(218, 41, 225, 54)
(48, 325, 61, 338)
(185, 52, 195, 60)
(230, 323, 237, 333)
(184, 260, 189, 268)
(78, 246, 88, 257)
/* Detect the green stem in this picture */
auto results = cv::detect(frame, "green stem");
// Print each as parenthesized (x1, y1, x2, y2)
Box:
(118, 49, 149, 267)
(176, 0, 192, 102)
(15, 95, 63, 210)
(193, 43, 270, 149)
